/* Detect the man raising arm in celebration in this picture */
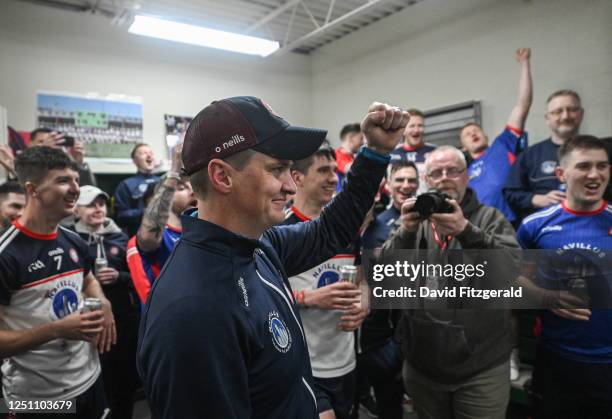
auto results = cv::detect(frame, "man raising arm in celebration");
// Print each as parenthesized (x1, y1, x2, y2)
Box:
(137, 97, 408, 419)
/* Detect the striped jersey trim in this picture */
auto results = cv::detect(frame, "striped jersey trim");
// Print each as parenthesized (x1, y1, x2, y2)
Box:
(0, 225, 19, 254)
(20, 268, 84, 289)
(522, 204, 562, 225)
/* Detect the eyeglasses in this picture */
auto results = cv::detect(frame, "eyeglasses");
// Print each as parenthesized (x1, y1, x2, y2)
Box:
(427, 167, 465, 180)
(547, 106, 582, 117)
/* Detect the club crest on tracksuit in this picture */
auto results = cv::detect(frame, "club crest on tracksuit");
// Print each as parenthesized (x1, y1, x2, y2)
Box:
(268, 311, 292, 353)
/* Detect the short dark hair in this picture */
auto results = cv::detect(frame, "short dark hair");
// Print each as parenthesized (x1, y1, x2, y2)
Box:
(15, 146, 78, 185)
(547, 89, 581, 105)
(30, 128, 52, 142)
(190, 148, 257, 200)
(0, 180, 25, 199)
(389, 160, 418, 176)
(292, 140, 336, 175)
(130, 143, 150, 159)
(406, 108, 425, 118)
(558, 135, 609, 162)
(340, 123, 361, 141)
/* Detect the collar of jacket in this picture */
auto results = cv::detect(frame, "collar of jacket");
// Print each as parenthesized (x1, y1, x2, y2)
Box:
(459, 187, 482, 217)
(180, 208, 261, 257)
(75, 217, 123, 236)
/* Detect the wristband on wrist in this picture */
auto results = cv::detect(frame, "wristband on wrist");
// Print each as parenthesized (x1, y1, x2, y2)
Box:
(359, 145, 391, 164)
(293, 290, 307, 306)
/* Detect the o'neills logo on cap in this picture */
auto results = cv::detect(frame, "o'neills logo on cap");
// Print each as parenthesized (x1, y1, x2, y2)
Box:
(214, 134, 246, 154)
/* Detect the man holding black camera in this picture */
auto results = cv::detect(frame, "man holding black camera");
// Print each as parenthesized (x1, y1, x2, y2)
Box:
(382, 145, 519, 419)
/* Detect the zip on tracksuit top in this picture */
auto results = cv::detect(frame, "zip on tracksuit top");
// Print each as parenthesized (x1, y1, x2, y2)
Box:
(136, 149, 388, 419)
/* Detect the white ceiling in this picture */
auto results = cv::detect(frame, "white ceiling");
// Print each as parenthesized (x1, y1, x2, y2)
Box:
(17, 0, 425, 55)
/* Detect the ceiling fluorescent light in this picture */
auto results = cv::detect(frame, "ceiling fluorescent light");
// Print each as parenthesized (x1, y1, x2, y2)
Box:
(128, 15, 279, 57)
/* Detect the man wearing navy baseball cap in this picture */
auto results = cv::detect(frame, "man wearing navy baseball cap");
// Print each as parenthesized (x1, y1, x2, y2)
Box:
(137, 96, 408, 419)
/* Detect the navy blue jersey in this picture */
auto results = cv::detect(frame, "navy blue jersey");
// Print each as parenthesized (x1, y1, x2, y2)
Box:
(0, 221, 99, 400)
(361, 206, 400, 250)
(389, 143, 436, 164)
(141, 225, 182, 275)
(504, 139, 562, 221)
(114, 172, 160, 236)
(468, 127, 527, 222)
(517, 201, 612, 363)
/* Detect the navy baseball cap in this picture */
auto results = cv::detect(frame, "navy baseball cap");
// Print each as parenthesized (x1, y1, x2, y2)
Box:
(182, 96, 327, 175)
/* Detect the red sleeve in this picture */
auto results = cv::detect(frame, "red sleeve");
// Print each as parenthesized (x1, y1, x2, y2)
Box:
(335, 148, 354, 174)
(505, 125, 523, 137)
(127, 235, 151, 304)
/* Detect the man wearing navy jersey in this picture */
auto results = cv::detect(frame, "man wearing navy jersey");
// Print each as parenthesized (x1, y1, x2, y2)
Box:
(389, 108, 436, 195)
(283, 141, 367, 419)
(504, 89, 585, 221)
(517, 136, 612, 418)
(461, 48, 532, 225)
(359, 159, 419, 419)
(114, 143, 160, 236)
(0, 147, 115, 418)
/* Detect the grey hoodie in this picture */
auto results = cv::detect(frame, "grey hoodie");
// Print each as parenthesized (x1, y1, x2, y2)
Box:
(382, 188, 519, 386)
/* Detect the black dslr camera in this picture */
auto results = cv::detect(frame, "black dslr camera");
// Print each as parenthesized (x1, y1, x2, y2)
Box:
(412, 189, 454, 218)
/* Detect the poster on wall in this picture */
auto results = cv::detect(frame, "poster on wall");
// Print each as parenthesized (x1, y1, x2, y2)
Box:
(36, 92, 143, 158)
(164, 114, 192, 157)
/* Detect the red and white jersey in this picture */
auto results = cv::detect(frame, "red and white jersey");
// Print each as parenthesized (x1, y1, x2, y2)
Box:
(283, 207, 357, 378)
(0, 221, 100, 401)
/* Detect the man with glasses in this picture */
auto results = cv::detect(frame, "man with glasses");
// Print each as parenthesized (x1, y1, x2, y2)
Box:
(382, 146, 519, 419)
(504, 90, 584, 221)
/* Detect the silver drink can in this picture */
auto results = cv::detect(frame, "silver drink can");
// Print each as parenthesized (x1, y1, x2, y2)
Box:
(95, 257, 108, 276)
(339, 265, 358, 284)
(82, 298, 102, 313)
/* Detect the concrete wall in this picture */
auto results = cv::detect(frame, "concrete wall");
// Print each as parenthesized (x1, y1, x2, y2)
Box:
(311, 0, 612, 145)
(0, 0, 313, 172)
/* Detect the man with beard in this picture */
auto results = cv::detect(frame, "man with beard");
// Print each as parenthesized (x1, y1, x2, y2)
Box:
(517, 136, 611, 418)
(114, 143, 160, 236)
(0, 180, 25, 228)
(382, 146, 519, 419)
(130, 143, 196, 303)
(461, 48, 532, 225)
(504, 89, 584, 221)
(390, 109, 436, 195)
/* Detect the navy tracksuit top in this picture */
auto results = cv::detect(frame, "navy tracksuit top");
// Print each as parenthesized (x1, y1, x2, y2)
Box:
(137, 150, 388, 419)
